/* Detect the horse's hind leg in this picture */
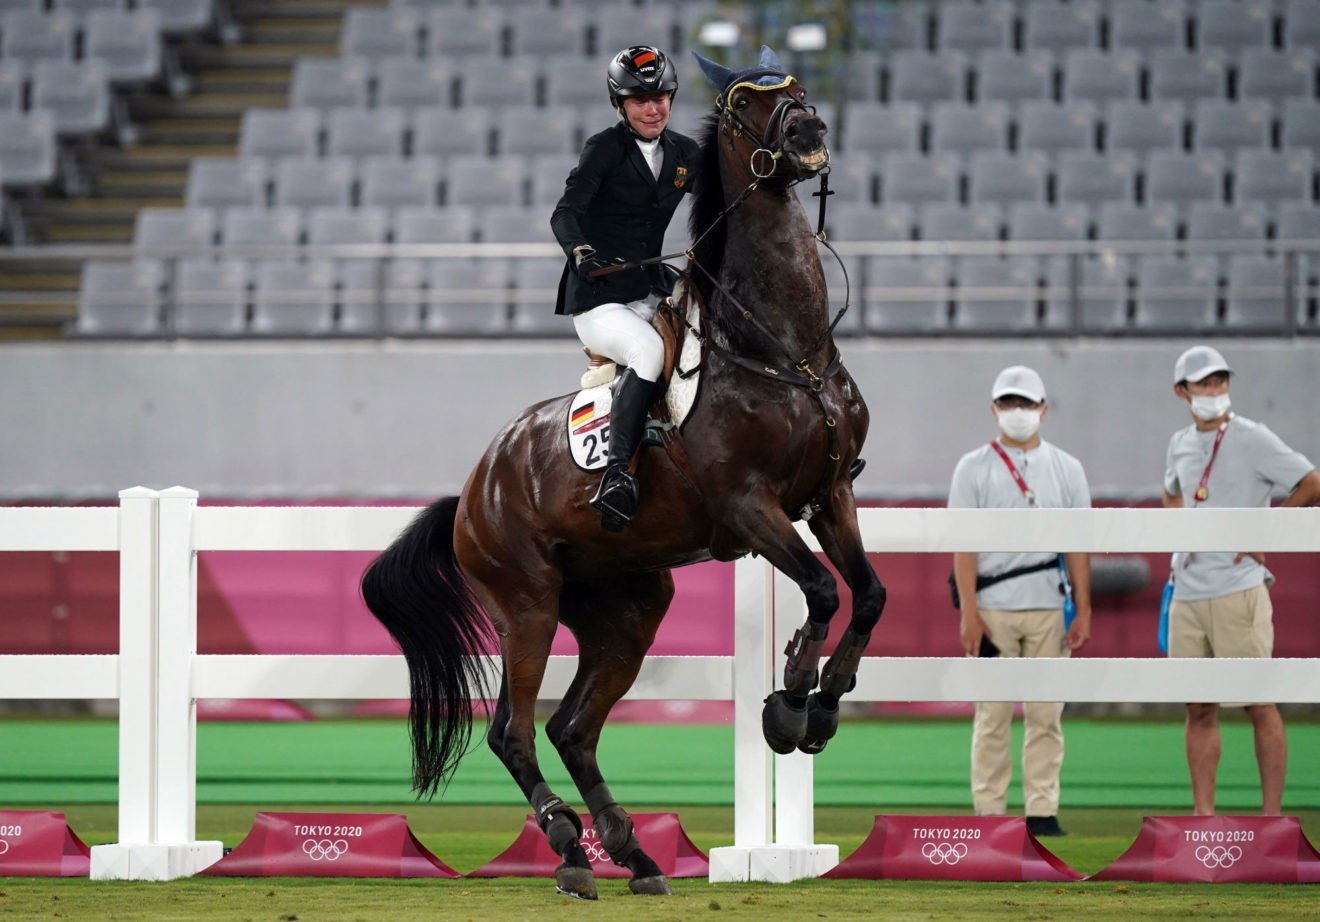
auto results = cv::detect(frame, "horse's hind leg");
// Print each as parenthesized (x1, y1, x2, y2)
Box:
(551, 571, 675, 896)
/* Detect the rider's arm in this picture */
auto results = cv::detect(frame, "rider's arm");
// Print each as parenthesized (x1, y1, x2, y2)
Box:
(551, 130, 613, 258)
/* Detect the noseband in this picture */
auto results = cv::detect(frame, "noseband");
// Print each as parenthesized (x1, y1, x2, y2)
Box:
(715, 71, 825, 178)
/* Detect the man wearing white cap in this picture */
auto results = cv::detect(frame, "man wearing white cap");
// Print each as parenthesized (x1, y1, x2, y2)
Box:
(1163, 345, 1319, 816)
(948, 365, 1093, 837)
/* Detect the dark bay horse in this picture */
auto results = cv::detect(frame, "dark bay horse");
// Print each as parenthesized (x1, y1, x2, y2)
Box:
(362, 52, 886, 899)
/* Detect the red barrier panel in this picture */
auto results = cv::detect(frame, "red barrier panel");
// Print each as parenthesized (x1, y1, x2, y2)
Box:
(468, 812, 708, 879)
(0, 811, 90, 877)
(825, 815, 1082, 881)
(1089, 816, 1320, 883)
(201, 812, 459, 878)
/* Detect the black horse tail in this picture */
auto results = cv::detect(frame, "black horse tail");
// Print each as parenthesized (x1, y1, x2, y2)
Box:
(361, 497, 494, 799)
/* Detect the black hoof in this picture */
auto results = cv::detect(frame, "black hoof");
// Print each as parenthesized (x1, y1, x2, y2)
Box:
(761, 690, 807, 754)
(797, 693, 840, 755)
(555, 864, 598, 900)
(628, 874, 672, 895)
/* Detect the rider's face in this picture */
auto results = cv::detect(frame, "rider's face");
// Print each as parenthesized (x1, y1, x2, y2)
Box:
(621, 92, 671, 139)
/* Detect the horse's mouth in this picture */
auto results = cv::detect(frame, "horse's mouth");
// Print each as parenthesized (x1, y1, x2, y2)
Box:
(791, 146, 829, 173)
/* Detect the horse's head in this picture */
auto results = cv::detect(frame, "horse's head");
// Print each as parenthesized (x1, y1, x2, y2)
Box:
(695, 46, 829, 182)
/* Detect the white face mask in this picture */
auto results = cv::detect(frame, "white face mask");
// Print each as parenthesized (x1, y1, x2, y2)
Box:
(997, 407, 1042, 443)
(1189, 393, 1231, 422)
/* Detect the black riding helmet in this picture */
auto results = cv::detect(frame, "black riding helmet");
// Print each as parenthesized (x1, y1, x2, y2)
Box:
(606, 45, 678, 111)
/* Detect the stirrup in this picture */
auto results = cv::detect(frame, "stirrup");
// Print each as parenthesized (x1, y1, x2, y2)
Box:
(590, 465, 639, 531)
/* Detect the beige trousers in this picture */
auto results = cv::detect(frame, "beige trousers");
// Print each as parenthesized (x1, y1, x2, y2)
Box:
(971, 607, 1068, 817)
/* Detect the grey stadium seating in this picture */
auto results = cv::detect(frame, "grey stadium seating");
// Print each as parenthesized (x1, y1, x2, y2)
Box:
(1133, 254, 1221, 331)
(1022, 0, 1099, 53)
(863, 256, 950, 333)
(1018, 100, 1097, 155)
(172, 258, 247, 336)
(1056, 149, 1137, 207)
(75, 259, 165, 336)
(975, 50, 1054, 104)
(238, 109, 320, 163)
(840, 102, 922, 154)
(929, 101, 1008, 155)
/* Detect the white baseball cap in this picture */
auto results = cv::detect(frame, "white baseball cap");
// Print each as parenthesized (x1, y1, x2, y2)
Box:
(1173, 345, 1233, 384)
(991, 365, 1046, 403)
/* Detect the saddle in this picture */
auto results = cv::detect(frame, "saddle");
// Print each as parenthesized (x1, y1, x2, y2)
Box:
(578, 285, 695, 398)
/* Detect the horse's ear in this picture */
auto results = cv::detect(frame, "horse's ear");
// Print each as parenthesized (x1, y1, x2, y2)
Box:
(692, 51, 733, 92)
(757, 45, 786, 73)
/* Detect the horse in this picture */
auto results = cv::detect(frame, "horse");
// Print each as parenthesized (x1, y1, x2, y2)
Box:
(361, 48, 887, 900)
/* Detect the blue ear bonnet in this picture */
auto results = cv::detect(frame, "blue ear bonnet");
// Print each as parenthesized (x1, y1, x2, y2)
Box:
(693, 45, 790, 95)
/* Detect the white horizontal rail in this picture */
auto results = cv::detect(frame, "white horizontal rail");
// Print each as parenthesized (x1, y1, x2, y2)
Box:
(0, 655, 119, 698)
(193, 506, 416, 551)
(0, 507, 119, 551)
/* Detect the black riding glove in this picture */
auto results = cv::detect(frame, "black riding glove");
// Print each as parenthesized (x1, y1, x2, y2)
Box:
(574, 245, 615, 284)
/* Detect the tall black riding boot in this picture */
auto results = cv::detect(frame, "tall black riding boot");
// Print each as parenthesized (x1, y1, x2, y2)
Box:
(589, 367, 653, 532)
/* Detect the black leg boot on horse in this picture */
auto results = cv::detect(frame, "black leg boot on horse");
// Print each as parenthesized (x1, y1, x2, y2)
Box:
(590, 367, 654, 532)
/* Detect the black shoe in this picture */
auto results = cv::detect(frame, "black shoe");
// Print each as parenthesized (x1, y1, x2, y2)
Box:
(588, 367, 653, 531)
(1025, 815, 1066, 837)
(590, 463, 639, 532)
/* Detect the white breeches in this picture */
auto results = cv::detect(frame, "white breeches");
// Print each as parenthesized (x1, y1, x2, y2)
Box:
(572, 295, 664, 383)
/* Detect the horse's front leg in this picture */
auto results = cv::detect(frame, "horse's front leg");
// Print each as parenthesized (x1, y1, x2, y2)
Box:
(797, 482, 887, 754)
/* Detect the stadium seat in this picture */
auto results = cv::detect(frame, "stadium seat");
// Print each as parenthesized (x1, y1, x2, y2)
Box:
(888, 50, 967, 104)
(1044, 255, 1130, 331)
(968, 151, 1048, 206)
(1223, 254, 1288, 331)
(339, 7, 419, 61)
(862, 255, 950, 333)
(1097, 201, 1180, 244)
(507, 6, 586, 57)
(593, 5, 677, 58)
(306, 205, 388, 246)
(377, 59, 452, 112)
(392, 204, 476, 244)
(30, 60, 110, 135)
(135, 0, 213, 35)
(0, 111, 57, 186)
(1185, 201, 1268, 246)
(426, 7, 503, 59)
(543, 56, 606, 108)
(1062, 49, 1141, 104)
(172, 258, 247, 336)
(935, 0, 1013, 54)
(1192, 100, 1272, 155)
(929, 101, 1008, 155)
(219, 206, 301, 247)
(1022, 0, 1099, 52)
(0, 11, 75, 67)
(238, 108, 320, 163)
(527, 153, 578, 206)
(1284, 0, 1320, 49)
(456, 59, 538, 109)
(1196, 0, 1272, 55)
(1237, 49, 1317, 102)
(1275, 201, 1320, 240)
(510, 257, 570, 335)
(919, 201, 1001, 242)
(379, 258, 424, 334)
(826, 202, 914, 242)
(824, 158, 878, 204)
(1008, 202, 1090, 243)
(843, 50, 884, 102)
(495, 105, 578, 157)
(83, 9, 162, 83)
(1281, 100, 1320, 155)
(879, 151, 960, 205)
(442, 154, 526, 207)
(1133, 254, 1220, 331)
(359, 156, 440, 211)
(478, 204, 553, 243)
(0, 62, 21, 114)
(840, 101, 922, 154)
(424, 257, 511, 335)
(1148, 49, 1226, 104)
(290, 57, 370, 111)
(952, 255, 1040, 331)
(133, 207, 216, 249)
(412, 107, 491, 158)
(1018, 100, 1096, 155)
(1109, 0, 1186, 53)
(1144, 150, 1225, 206)
(849, 0, 929, 53)
(1104, 100, 1185, 157)
(51, 0, 125, 14)
(1233, 148, 1315, 207)
(1055, 150, 1138, 205)
(75, 259, 165, 336)
(271, 157, 354, 210)
(326, 108, 407, 160)
(251, 259, 336, 335)
(185, 157, 267, 211)
(975, 50, 1054, 105)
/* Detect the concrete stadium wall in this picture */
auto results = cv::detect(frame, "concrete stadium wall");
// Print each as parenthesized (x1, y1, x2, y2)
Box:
(2, 338, 1316, 501)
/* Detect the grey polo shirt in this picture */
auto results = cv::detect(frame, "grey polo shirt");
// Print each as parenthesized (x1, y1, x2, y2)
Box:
(1164, 414, 1315, 601)
(948, 439, 1091, 611)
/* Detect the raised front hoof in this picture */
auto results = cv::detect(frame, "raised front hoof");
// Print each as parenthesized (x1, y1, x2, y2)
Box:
(628, 874, 673, 896)
(761, 690, 807, 754)
(554, 864, 598, 901)
(797, 693, 840, 755)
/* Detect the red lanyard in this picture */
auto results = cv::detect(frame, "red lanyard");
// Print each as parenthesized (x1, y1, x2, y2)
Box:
(990, 440, 1037, 508)
(1193, 415, 1232, 504)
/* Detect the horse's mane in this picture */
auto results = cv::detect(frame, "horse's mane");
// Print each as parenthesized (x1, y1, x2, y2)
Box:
(686, 112, 725, 304)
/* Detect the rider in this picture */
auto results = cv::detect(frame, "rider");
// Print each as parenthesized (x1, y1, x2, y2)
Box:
(551, 45, 700, 532)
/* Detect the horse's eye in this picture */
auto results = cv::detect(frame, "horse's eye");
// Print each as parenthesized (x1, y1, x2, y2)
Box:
(734, 96, 749, 109)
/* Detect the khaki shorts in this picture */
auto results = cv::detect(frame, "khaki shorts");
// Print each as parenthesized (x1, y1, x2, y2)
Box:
(1168, 584, 1274, 660)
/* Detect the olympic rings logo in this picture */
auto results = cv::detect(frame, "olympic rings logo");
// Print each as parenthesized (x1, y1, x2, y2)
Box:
(301, 838, 350, 861)
(580, 827, 609, 865)
(921, 842, 968, 865)
(0, 839, 9, 856)
(1195, 845, 1243, 869)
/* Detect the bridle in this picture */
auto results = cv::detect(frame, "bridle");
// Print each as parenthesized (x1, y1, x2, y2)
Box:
(715, 71, 828, 179)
